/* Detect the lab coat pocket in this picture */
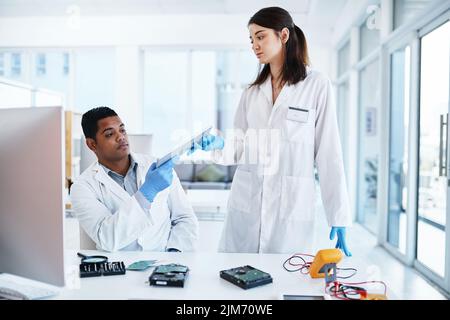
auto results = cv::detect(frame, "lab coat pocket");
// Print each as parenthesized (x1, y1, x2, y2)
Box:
(228, 169, 252, 213)
(280, 176, 315, 221)
(284, 108, 315, 142)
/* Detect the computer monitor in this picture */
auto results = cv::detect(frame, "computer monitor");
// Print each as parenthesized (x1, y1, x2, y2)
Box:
(0, 106, 65, 286)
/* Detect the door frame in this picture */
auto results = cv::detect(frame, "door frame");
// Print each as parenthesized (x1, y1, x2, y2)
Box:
(380, 10, 450, 294)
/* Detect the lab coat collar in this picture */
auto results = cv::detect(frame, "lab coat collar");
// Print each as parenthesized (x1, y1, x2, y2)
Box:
(260, 76, 273, 105)
(92, 152, 146, 199)
(259, 74, 295, 110)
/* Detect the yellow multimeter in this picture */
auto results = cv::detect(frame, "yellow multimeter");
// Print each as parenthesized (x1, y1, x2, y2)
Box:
(309, 249, 342, 279)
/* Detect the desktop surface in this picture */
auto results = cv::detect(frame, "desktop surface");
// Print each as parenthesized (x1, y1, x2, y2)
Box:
(55, 250, 391, 300)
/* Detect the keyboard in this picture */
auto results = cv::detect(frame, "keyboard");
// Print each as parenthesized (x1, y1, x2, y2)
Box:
(0, 278, 59, 300)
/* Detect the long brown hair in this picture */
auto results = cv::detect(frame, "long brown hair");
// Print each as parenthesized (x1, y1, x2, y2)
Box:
(248, 7, 310, 87)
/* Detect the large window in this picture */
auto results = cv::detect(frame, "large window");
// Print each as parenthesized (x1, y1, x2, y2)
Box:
(73, 49, 115, 113)
(143, 49, 256, 156)
(36, 53, 46, 76)
(30, 52, 70, 103)
(417, 21, 449, 277)
(143, 51, 190, 157)
(0, 49, 115, 112)
(10, 53, 22, 78)
(63, 53, 69, 76)
(388, 46, 411, 254)
(357, 58, 380, 234)
(217, 50, 257, 131)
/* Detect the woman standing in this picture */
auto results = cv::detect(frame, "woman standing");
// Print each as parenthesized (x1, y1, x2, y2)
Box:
(196, 7, 352, 255)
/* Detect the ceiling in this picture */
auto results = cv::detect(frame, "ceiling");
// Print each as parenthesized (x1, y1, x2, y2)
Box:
(0, 0, 349, 44)
(0, 0, 346, 21)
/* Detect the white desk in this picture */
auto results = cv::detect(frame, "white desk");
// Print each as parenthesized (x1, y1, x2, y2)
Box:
(54, 250, 391, 300)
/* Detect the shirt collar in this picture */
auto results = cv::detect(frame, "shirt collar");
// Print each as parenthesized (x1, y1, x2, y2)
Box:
(99, 154, 138, 178)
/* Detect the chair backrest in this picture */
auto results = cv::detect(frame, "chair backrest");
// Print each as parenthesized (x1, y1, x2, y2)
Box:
(79, 225, 97, 250)
(79, 133, 153, 174)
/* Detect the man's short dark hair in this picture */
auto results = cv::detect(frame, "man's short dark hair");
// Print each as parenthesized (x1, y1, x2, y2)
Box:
(81, 107, 118, 140)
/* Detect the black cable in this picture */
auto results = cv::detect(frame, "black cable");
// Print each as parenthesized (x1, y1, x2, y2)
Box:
(328, 283, 366, 300)
(336, 267, 358, 279)
(282, 255, 310, 273)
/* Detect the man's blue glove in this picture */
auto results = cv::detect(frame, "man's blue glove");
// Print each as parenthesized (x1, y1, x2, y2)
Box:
(329, 227, 352, 257)
(139, 158, 175, 203)
(188, 134, 224, 155)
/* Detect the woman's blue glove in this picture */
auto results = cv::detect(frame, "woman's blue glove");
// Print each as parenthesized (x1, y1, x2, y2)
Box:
(139, 158, 175, 203)
(188, 134, 224, 155)
(329, 227, 352, 257)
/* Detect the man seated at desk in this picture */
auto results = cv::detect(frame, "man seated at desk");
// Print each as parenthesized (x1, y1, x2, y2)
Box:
(71, 107, 198, 252)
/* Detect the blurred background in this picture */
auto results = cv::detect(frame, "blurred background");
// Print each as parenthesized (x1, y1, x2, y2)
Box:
(0, 0, 449, 299)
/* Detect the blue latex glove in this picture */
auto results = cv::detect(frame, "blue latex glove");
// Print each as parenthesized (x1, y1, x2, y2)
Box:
(329, 227, 352, 257)
(139, 158, 175, 203)
(188, 134, 224, 155)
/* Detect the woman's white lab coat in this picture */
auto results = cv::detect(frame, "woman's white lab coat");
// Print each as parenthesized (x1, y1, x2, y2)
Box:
(214, 68, 352, 253)
(70, 153, 198, 252)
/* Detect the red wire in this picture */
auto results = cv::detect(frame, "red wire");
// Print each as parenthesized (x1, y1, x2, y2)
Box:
(326, 280, 387, 300)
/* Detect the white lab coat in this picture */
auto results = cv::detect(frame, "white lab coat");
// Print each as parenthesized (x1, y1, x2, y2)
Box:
(70, 153, 199, 252)
(213, 68, 352, 254)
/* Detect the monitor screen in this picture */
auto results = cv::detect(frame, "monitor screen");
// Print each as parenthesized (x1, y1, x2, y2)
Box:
(0, 106, 65, 286)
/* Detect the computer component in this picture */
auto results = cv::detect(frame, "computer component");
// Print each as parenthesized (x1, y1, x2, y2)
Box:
(127, 260, 158, 271)
(280, 293, 331, 300)
(79, 261, 126, 278)
(220, 265, 273, 290)
(0, 107, 65, 287)
(149, 264, 189, 287)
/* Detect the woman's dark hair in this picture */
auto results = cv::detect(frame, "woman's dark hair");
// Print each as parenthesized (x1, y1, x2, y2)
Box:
(248, 7, 310, 87)
(81, 106, 118, 140)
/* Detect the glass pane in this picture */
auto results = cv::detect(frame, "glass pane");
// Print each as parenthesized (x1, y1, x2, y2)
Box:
(394, 0, 433, 30)
(74, 49, 115, 113)
(217, 50, 256, 131)
(338, 41, 350, 76)
(36, 53, 46, 76)
(11, 53, 22, 77)
(63, 53, 69, 75)
(358, 58, 380, 234)
(388, 46, 411, 254)
(0, 52, 27, 82)
(360, 20, 380, 60)
(143, 51, 189, 156)
(191, 51, 217, 134)
(417, 21, 449, 277)
(30, 52, 70, 104)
